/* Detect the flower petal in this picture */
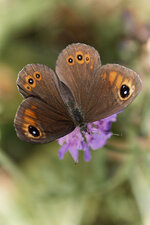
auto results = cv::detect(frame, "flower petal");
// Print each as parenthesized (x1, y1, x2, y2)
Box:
(68, 144, 79, 163)
(82, 143, 91, 162)
(58, 144, 68, 160)
(57, 113, 118, 162)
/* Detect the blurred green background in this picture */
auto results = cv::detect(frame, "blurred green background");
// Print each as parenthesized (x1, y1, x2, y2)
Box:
(0, 0, 150, 224)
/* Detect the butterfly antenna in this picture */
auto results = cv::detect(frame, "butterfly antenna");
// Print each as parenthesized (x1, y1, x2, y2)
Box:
(80, 130, 87, 143)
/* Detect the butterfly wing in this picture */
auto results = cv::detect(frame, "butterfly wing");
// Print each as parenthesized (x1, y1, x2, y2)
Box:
(17, 63, 69, 113)
(14, 97, 75, 143)
(55, 43, 101, 116)
(15, 64, 75, 143)
(55, 43, 142, 123)
(84, 64, 142, 122)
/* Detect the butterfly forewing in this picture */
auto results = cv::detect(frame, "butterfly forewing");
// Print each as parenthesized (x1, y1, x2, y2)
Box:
(55, 43, 101, 118)
(17, 64, 70, 115)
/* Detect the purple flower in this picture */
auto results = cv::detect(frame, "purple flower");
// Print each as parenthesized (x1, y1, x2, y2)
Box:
(57, 114, 117, 163)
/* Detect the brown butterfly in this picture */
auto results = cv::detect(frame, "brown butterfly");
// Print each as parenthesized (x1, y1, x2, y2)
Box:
(14, 43, 142, 143)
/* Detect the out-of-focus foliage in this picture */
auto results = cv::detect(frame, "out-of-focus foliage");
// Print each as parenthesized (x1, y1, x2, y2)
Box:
(0, 0, 150, 224)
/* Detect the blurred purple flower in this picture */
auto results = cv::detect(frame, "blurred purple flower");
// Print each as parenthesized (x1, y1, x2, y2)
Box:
(57, 114, 117, 163)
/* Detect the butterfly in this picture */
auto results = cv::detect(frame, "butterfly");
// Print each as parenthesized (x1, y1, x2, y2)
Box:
(14, 43, 142, 143)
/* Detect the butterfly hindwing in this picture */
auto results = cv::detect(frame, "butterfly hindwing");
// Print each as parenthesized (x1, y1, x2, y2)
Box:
(14, 97, 75, 143)
(84, 64, 142, 122)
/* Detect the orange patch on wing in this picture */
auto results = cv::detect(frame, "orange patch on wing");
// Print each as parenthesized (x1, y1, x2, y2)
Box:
(102, 73, 107, 80)
(25, 109, 37, 118)
(123, 78, 132, 87)
(109, 71, 117, 85)
(22, 123, 29, 132)
(22, 123, 28, 133)
(31, 105, 37, 110)
(90, 59, 93, 70)
(115, 74, 123, 88)
(24, 116, 36, 126)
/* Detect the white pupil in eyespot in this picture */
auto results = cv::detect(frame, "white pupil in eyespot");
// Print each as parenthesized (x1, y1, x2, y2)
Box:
(28, 125, 40, 137)
(28, 78, 33, 84)
(68, 58, 73, 63)
(77, 55, 82, 60)
(36, 74, 40, 78)
(120, 85, 130, 98)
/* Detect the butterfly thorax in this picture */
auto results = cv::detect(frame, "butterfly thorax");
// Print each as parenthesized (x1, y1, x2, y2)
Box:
(70, 107, 88, 132)
(72, 108, 83, 123)
(68, 106, 88, 140)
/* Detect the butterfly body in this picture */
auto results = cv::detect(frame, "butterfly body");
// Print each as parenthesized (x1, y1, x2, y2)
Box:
(14, 43, 142, 143)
